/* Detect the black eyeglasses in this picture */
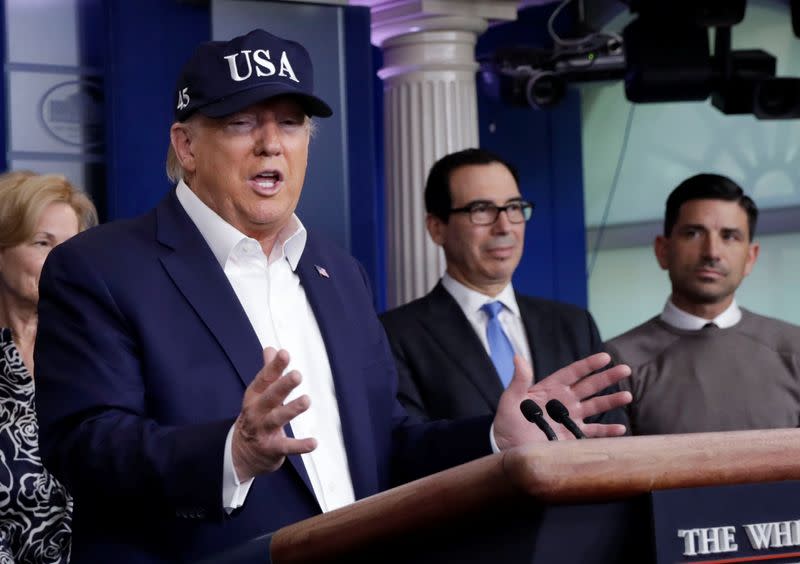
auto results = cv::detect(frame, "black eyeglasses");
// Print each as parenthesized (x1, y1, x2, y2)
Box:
(449, 200, 535, 225)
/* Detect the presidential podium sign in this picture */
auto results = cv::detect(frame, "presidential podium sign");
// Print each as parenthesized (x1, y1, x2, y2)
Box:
(653, 481, 800, 564)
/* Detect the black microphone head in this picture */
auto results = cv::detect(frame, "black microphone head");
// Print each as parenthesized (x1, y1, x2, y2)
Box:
(545, 399, 570, 423)
(520, 399, 543, 422)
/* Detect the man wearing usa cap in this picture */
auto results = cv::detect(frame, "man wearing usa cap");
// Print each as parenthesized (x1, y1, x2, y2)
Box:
(34, 29, 631, 562)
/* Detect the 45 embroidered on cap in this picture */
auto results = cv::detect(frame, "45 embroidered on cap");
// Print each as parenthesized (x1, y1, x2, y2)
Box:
(172, 28, 333, 122)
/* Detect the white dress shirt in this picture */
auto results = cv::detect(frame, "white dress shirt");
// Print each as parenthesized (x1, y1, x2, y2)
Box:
(660, 298, 742, 330)
(176, 181, 355, 514)
(440, 273, 533, 365)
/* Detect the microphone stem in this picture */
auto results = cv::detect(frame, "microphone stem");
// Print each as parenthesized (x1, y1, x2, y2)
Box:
(562, 419, 586, 439)
(534, 416, 558, 441)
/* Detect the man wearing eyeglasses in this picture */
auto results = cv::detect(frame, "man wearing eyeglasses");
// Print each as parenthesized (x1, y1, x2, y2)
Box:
(381, 148, 628, 425)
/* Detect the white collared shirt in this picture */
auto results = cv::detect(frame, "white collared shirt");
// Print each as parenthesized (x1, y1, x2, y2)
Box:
(660, 297, 742, 330)
(440, 273, 533, 366)
(176, 181, 355, 513)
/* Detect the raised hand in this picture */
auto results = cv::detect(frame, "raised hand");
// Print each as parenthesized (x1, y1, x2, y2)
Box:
(493, 352, 631, 450)
(231, 347, 317, 481)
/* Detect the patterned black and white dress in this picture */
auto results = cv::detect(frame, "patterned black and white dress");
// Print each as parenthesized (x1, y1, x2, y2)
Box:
(0, 328, 71, 563)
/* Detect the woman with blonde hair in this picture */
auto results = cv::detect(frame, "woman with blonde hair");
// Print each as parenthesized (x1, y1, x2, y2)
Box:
(0, 171, 97, 563)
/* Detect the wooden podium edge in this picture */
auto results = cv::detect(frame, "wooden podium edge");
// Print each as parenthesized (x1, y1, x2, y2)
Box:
(270, 452, 520, 562)
(270, 428, 800, 562)
(504, 427, 800, 502)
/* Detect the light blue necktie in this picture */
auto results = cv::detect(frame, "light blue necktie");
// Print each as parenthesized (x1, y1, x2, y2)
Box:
(481, 301, 515, 387)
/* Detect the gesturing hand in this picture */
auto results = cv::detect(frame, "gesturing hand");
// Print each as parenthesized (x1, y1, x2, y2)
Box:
(493, 352, 632, 450)
(231, 347, 317, 481)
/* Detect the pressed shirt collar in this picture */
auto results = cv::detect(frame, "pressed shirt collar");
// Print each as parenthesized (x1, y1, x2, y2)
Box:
(175, 180, 306, 270)
(660, 297, 742, 330)
(441, 272, 521, 318)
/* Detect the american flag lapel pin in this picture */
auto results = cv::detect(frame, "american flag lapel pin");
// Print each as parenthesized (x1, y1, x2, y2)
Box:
(315, 265, 330, 279)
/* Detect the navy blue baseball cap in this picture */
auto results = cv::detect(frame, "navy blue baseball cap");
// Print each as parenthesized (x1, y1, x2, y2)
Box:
(173, 29, 333, 122)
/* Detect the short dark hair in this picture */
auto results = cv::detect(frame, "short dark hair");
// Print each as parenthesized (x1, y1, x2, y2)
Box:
(424, 148, 520, 222)
(664, 173, 759, 240)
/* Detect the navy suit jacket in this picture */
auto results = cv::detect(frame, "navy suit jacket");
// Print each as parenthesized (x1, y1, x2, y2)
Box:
(34, 191, 491, 563)
(380, 282, 627, 426)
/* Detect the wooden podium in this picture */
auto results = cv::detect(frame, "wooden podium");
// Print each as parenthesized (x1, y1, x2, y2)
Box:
(207, 428, 800, 563)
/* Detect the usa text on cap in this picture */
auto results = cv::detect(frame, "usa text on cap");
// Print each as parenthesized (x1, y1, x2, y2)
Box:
(173, 28, 333, 122)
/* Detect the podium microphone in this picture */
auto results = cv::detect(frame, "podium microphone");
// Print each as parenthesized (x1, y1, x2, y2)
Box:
(519, 399, 558, 441)
(545, 399, 586, 439)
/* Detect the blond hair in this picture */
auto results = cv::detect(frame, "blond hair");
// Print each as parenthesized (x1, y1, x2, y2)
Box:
(166, 142, 183, 184)
(0, 171, 98, 247)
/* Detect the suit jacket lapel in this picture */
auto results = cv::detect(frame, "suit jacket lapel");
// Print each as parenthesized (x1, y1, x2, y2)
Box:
(295, 239, 378, 499)
(422, 283, 504, 409)
(155, 192, 316, 501)
(156, 192, 264, 389)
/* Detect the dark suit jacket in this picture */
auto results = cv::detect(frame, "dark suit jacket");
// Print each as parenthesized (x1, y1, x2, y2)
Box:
(34, 191, 491, 563)
(380, 282, 627, 425)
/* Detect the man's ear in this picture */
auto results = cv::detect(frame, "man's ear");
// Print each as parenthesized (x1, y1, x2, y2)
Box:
(426, 214, 446, 246)
(170, 122, 197, 175)
(743, 241, 760, 277)
(654, 235, 670, 270)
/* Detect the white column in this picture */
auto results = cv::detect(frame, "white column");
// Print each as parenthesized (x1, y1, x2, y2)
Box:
(354, 1, 518, 307)
(382, 24, 483, 307)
